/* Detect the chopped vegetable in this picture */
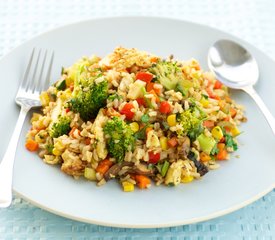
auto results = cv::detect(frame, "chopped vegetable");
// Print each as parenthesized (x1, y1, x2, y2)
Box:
(122, 181, 135, 192)
(161, 160, 170, 177)
(84, 167, 97, 181)
(167, 114, 177, 127)
(135, 175, 151, 189)
(167, 137, 178, 148)
(136, 71, 153, 83)
(159, 136, 168, 150)
(70, 79, 109, 121)
(181, 175, 194, 183)
(103, 117, 135, 162)
(149, 60, 183, 90)
(159, 101, 171, 114)
(120, 103, 135, 120)
(211, 126, 224, 140)
(197, 133, 216, 155)
(25, 139, 39, 152)
(49, 115, 71, 138)
(148, 151, 161, 164)
(96, 159, 113, 175)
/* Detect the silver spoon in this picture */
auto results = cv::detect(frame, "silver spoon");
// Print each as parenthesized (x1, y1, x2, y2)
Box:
(208, 39, 275, 135)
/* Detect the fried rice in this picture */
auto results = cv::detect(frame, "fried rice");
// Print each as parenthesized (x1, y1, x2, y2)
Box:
(25, 47, 246, 191)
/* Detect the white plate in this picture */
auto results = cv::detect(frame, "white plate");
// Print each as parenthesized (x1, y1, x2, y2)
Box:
(0, 17, 275, 228)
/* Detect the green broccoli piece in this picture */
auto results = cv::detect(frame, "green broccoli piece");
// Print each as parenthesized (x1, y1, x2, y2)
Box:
(49, 115, 71, 138)
(70, 78, 108, 121)
(178, 103, 206, 141)
(149, 60, 183, 90)
(103, 117, 135, 162)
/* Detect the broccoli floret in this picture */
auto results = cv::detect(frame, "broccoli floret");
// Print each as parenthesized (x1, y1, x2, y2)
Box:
(149, 60, 183, 90)
(178, 104, 206, 141)
(49, 115, 71, 138)
(70, 78, 108, 121)
(103, 117, 135, 162)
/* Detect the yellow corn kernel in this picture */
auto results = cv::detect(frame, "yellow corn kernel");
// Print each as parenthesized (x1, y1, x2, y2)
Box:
(160, 136, 168, 150)
(167, 114, 177, 127)
(54, 140, 65, 151)
(211, 126, 224, 140)
(122, 181, 135, 192)
(200, 152, 211, 162)
(200, 97, 209, 108)
(129, 122, 139, 133)
(231, 126, 240, 137)
(181, 175, 194, 183)
(52, 147, 62, 156)
(31, 113, 42, 123)
(40, 91, 50, 106)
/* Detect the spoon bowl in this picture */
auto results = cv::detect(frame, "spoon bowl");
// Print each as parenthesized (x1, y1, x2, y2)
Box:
(208, 39, 275, 135)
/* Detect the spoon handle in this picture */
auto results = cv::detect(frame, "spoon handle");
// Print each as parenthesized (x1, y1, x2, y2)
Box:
(243, 86, 275, 135)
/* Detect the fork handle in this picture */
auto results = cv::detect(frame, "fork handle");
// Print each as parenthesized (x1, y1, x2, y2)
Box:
(0, 106, 30, 207)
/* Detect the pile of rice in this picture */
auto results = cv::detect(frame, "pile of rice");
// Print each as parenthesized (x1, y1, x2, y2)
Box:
(25, 47, 246, 191)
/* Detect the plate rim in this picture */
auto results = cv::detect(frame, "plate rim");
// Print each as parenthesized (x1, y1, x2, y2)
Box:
(2, 16, 275, 228)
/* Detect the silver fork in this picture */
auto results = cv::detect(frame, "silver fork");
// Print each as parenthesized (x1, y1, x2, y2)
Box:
(0, 49, 54, 207)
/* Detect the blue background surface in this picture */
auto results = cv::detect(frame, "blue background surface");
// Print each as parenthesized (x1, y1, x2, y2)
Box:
(0, 0, 275, 239)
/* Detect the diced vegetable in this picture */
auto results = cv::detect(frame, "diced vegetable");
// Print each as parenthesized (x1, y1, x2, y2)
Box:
(167, 114, 177, 127)
(136, 72, 153, 83)
(122, 181, 135, 192)
(216, 143, 228, 160)
(167, 137, 178, 148)
(161, 160, 170, 177)
(25, 139, 39, 152)
(127, 80, 146, 100)
(120, 103, 135, 120)
(135, 175, 151, 189)
(231, 126, 240, 137)
(148, 151, 161, 164)
(159, 101, 171, 114)
(211, 126, 224, 140)
(160, 136, 168, 150)
(84, 167, 97, 181)
(200, 152, 211, 162)
(56, 79, 67, 91)
(203, 120, 215, 128)
(181, 175, 194, 183)
(197, 133, 216, 155)
(96, 159, 113, 175)
(214, 80, 223, 89)
(129, 122, 139, 133)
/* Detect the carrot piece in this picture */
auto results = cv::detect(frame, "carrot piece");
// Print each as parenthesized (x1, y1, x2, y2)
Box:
(216, 149, 228, 160)
(230, 108, 237, 118)
(167, 137, 178, 148)
(200, 152, 211, 162)
(217, 143, 225, 150)
(203, 120, 215, 128)
(25, 139, 39, 152)
(150, 57, 159, 63)
(96, 159, 113, 175)
(135, 175, 151, 189)
(146, 82, 155, 92)
(148, 90, 160, 103)
(214, 80, 223, 89)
